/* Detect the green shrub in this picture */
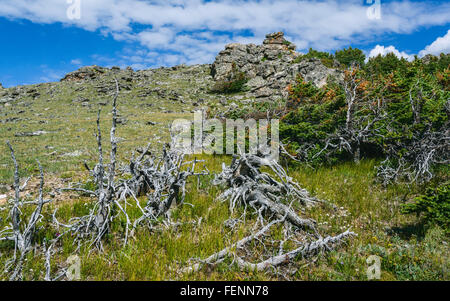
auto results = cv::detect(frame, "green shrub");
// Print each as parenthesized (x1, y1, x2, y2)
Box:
(421, 53, 450, 75)
(225, 100, 285, 120)
(280, 58, 449, 171)
(335, 47, 366, 67)
(402, 182, 450, 232)
(320, 58, 335, 68)
(280, 78, 348, 163)
(364, 52, 408, 76)
(293, 48, 335, 68)
(210, 63, 249, 94)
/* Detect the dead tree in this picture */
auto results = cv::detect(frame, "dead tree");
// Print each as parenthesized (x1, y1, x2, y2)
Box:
(377, 122, 450, 185)
(43, 242, 66, 281)
(343, 67, 365, 133)
(293, 67, 387, 165)
(184, 152, 355, 276)
(129, 145, 208, 231)
(53, 79, 208, 249)
(377, 80, 449, 185)
(213, 153, 322, 230)
(0, 142, 51, 280)
(408, 75, 437, 126)
(53, 79, 130, 251)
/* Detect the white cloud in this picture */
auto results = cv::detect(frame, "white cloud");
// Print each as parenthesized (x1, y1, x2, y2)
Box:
(138, 28, 176, 49)
(368, 45, 414, 61)
(419, 30, 450, 57)
(0, 0, 449, 66)
(38, 65, 67, 83)
(70, 59, 82, 65)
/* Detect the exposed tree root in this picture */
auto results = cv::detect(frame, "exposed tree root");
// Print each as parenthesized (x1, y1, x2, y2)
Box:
(183, 151, 355, 276)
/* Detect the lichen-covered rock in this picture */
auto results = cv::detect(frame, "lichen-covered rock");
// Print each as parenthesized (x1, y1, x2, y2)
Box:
(60, 65, 108, 82)
(211, 32, 343, 101)
(289, 58, 343, 88)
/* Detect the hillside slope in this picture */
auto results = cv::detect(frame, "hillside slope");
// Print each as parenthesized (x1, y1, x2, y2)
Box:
(0, 34, 448, 281)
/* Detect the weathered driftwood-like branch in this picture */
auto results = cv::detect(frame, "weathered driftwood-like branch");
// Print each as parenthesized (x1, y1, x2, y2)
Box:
(233, 230, 356, 272)
(55, 78, 208, 250)
(213, 152, 325, 231)
(183, 215, 355, 274)
(183, 151, 355, 276)
(0, 142, 50, 280)
(377, 123, 450, 185)
(130, 147, 208, 230)
(183, 218, 285, 274)
(54, 78, 125, 251)
(44, 242, 66, 281)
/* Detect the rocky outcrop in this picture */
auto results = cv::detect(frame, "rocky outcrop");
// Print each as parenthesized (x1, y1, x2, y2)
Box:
(61, 65, 108, 82)
(290, 58, 344, 88)
(263, 32, 294, 46)
(421, 53, 450, 65)
(211, 32, 343, 101)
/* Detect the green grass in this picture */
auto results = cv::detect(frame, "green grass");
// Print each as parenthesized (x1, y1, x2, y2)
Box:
(0, 156, 448, 280)
(0, 66, 216, 183)
(0, 68, 448, 280)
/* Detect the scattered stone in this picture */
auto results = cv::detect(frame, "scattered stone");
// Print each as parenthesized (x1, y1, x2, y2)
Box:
(62, 150, 83, 157)
(0, 184, 8, 192)
(27, 88, 40, 98)
(121, 75, 133, 82)
(96, 85, 110, 94)
(2, 117, 20, 123)
(14, 130, 50, 137)
(116, 117, 128, 125)
(72, 97, 90, 103)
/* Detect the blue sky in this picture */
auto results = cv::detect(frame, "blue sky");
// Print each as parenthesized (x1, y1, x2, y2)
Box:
(0, 0, 449, 88)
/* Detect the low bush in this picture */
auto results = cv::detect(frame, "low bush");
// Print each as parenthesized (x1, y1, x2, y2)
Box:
(210, 63, 249, 94)
(402, 182, 450, 232)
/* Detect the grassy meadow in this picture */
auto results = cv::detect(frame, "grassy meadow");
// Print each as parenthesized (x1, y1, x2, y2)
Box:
(0, 70, 448, 281)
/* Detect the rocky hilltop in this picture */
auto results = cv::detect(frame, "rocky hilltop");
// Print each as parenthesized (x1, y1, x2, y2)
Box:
(0, 64, 215, 114)
(211, 32, 343, 101)
(1, 32, 448, 109)
(1, 32, 346, 116)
